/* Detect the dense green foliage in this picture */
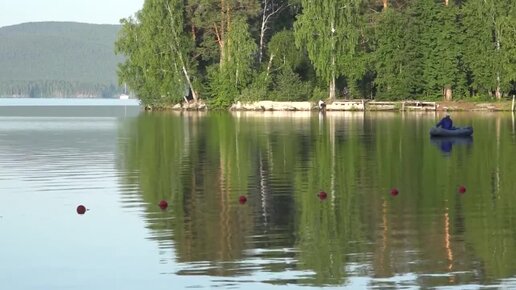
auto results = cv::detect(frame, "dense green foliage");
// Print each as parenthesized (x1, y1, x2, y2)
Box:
(117, 0, 516, 107)
(294, 0, 362, 100)
(0, 22, 124, 98)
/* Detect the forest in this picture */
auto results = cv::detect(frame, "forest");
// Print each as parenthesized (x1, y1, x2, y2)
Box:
(116, 0, 516, 108)
(0, 22, 122, 98)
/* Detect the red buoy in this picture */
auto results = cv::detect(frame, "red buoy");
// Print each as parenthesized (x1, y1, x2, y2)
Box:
(76, 205, 86, 215)
(239, 195, 247, 204)
(317, 191, 328, 200)
(390, 188, 399, 196)
(158, 200, 168, 209)
(458, 185, 466, 194)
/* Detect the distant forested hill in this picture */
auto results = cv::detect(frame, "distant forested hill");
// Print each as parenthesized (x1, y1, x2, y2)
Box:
(0, 22, 122, 98)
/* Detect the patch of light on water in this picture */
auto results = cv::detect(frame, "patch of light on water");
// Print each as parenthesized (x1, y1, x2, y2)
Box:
(367, 272, 420, 289)
(434, 284, 497, 290)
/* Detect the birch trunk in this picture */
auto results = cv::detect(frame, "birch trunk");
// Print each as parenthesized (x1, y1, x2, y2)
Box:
(165, 3, 199, 102)
(443, 86, 452, 101)
(266, 53, 274, 79)
(182, 65, 198, 102)
(495, 30, 501, 100)
(258, 0, 269, 63)
(258, 0, 284, 64)
(443, 0, 452, 101)
(329, 20, 336, 101)
(329, 74, 336, 101)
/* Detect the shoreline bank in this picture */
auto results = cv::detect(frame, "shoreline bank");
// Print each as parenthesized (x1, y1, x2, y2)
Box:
(158, 99, 516, 112)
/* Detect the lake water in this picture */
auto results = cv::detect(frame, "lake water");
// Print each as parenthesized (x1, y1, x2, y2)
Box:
(0, 98, 141, 117)
(1, 103, 516, 289)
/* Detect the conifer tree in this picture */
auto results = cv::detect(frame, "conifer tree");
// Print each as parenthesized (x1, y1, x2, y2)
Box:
(462, 0, 516, 98)
(417, 0, 465, 99)
(373, 8, 412, 100)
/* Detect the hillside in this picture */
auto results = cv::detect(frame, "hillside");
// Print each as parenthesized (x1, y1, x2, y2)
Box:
(0, 22, 122, 98)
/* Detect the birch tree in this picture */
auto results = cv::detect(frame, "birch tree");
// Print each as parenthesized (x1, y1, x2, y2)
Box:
(115, 0, 198, 106)
(294, 0, 362, 101)
(258, 0, 288, 63)
(208, 16, 258, 107)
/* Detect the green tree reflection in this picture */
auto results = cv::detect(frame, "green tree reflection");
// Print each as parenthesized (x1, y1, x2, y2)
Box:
(118, 112, 516, 287)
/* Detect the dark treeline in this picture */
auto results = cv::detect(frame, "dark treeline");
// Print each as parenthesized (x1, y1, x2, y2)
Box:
(0, 80, 119, 98)
(115, 0, 516, 108)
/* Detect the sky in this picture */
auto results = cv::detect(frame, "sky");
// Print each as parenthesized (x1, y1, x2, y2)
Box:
(0, 0, 145, 28)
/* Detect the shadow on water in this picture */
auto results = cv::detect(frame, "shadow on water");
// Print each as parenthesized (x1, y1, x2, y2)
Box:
(430, 136, 473, 154)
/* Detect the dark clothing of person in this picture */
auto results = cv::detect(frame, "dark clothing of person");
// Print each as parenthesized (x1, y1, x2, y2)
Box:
(440, 141, 452, 153)
(318, 100, 326, 111)
(436, 116, 453, 130)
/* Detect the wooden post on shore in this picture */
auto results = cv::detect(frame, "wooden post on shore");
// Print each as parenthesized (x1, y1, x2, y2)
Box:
(512, 95, 515, 112)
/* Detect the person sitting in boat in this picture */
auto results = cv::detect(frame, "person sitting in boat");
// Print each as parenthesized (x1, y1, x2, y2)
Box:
(436, 115, 455, 130)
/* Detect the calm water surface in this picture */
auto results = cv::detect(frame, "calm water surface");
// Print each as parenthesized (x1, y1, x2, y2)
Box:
(1, 106, 516, 289)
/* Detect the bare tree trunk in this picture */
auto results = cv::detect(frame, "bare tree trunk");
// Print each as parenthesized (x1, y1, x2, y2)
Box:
(214, 25, 225, 67)
(329, 20, 336, 101)
(258, 0, 285, 64)
(265, 53, 274, 79)
(382, 0, 388, 10)
(216, 0, 228, 67)
(495, 86, 502, 99)
(258, 0, 269, 64)
(191, 25, 196, 41)
(226, 4, 232, 64)
(443, 0, 452, 100)
(329, 75, 336, 101)
(165, 3, 199, 102)
(495, 34, 501, 100)
(182, 65, 198, 102)
(444, 85, 452, 101)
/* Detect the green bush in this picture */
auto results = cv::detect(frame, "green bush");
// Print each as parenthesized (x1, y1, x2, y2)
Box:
(270, 67, 311, 101)
(236, 72, 271, 102)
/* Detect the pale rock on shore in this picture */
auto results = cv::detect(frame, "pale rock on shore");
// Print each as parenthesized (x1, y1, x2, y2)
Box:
(230, 101, 314, 111)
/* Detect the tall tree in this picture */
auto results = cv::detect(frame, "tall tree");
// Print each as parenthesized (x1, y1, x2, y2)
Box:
(115, 0, 198, 106)
(436, 1, 465, 100)
(294, 0, 362, 101)
(208, 16, 258, 107)
(164, 1, 199, 102)
(189, 0, 260, 67)
(417, 0, 465, 99)
(187, 0, 261, 105)
(373, 7, 421, 100)
(258, 0, 288, 63)
(267, 30, 304, 76)
(462, 0, 516, 99)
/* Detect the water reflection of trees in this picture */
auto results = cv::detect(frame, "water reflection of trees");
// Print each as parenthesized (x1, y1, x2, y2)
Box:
(118, 112, 516, 287)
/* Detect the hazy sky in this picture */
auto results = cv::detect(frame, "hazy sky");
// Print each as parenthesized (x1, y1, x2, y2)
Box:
(0, 0, 145, 28)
